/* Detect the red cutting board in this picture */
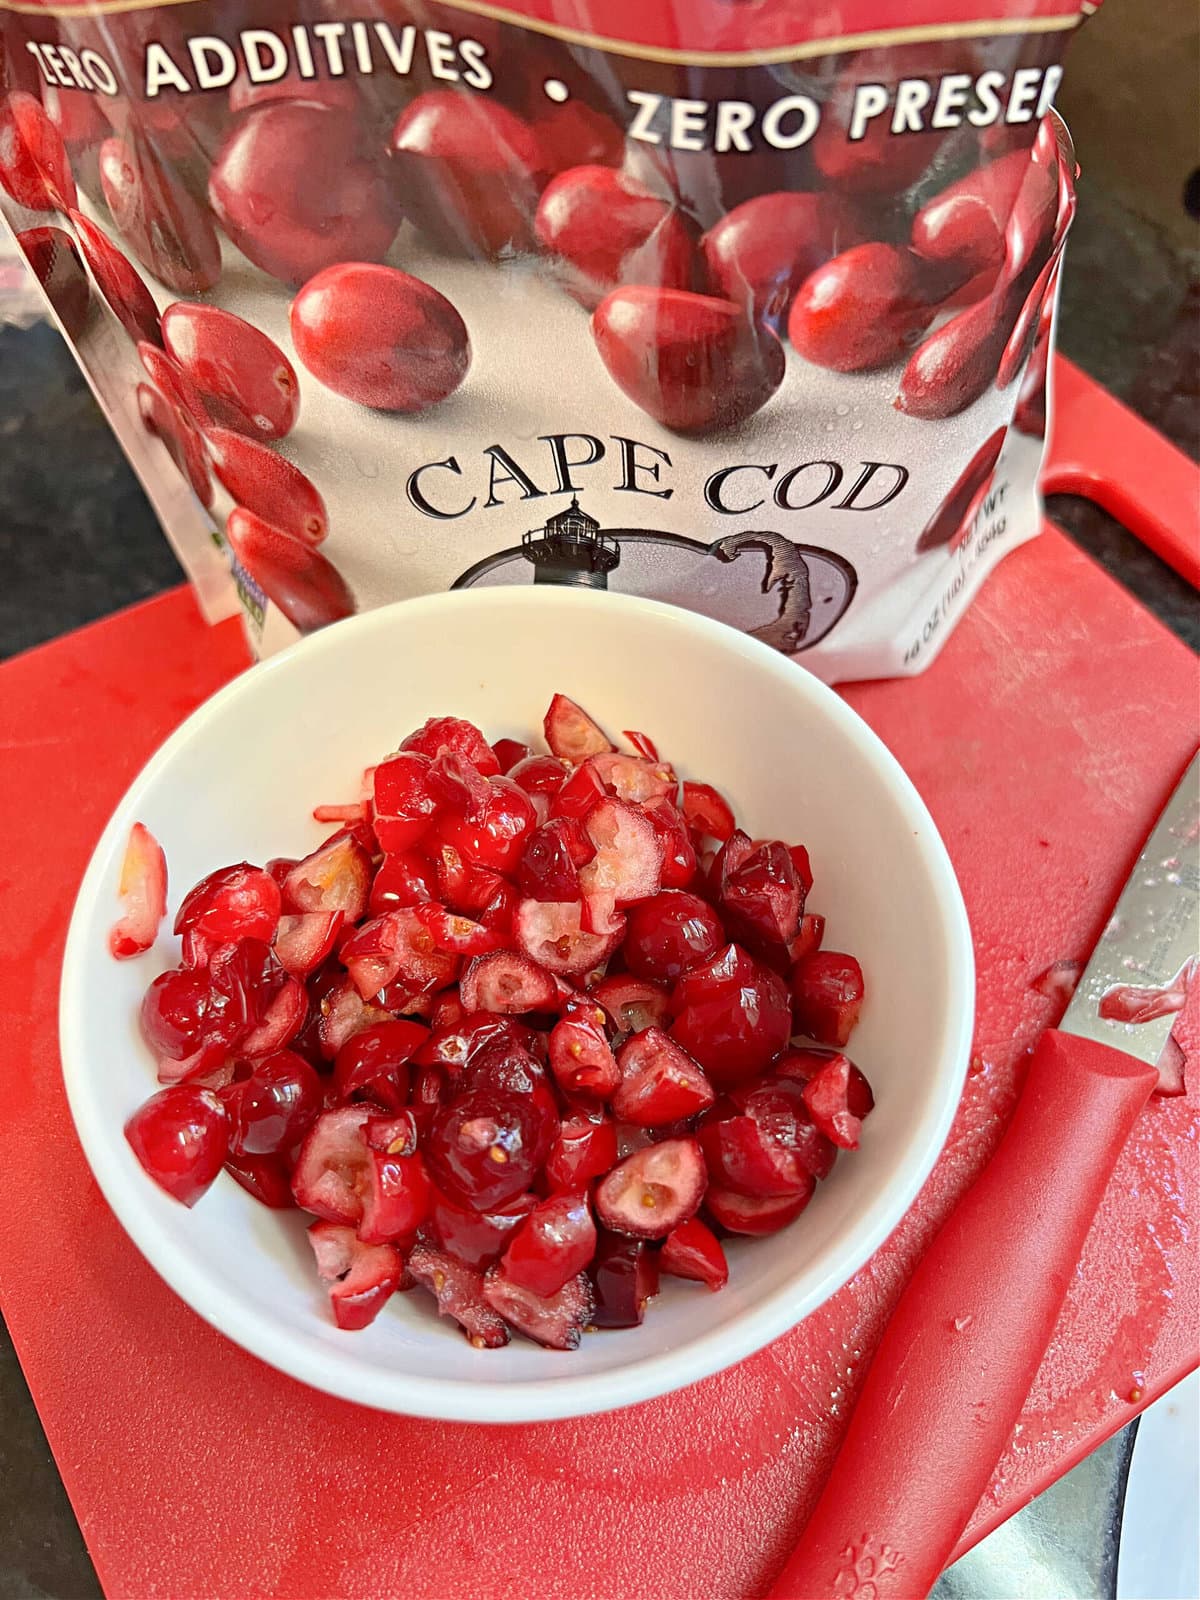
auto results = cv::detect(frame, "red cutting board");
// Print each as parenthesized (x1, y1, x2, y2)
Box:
(0, 367, 1197, 1599)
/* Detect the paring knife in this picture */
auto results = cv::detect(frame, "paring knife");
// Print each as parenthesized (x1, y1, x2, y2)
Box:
(768, 752, 1199, 1600)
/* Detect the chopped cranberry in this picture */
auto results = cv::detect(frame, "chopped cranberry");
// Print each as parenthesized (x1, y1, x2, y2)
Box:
(458, 949, 557, 1015)
(413, 902, 504, 956)
(414, 1010, 536, 1073)
(435, 777, 536, 875)
(508, 754, 568, 799)
(483, 1266, 594, 1350)
(612, 1028, 715, 1126)
(204, 938, 288, 1048)
(705, 1183, 813, 1236)
(790, 951, 865, 1047)
(407, 1241, 510, 1347)
(623, 890, 725, 984)
(788, 913, 825, 965)
(124, 1085, 229, 1207)
(359, 1148, 432, 1244)
(274, 910, 343, 978)
(307, 1221, 402, 1330)
(340, 908, 458, 1000)
(400, 716, 500, 776)
(372, 751, 438, 852)
(333, 1019, 427, 1108)
(140, 967, 211, 1059)
(174, 862, 281, 957)
(460, 1047, 559, 1163)
(290, 1104, 371, 1223)
(224, 1152, 296, 1209)
(660, 1217, 728, 1290)
(681, 781, 736, 842)
(369, 850, 437, 914)
(623, 729, 660, 762)
(699, 1080, 825, 1195)
(583, 751, 677, 805)
(773, 1047, 873, 1116)
(719, 838, 803, 950)
(492, 738, 533, 774)
(588, 1232, 660, 1327)
(282, 834, 372, 922)
(594, 1137, 706, 1239)
(670, 943, 792, 1088)
(426, 1088, 544, 1211)
(515, 898, 624, 977)
(800, 1054, 874, 1149)
(409, 1063, 447, 1140)
(238, 975, 307, 1056)
(591, 975, 672, 1036)
(501, 1190, 596, 1298)
(109, 822, 168, 959)
(228, 1049, 321, 1157)
(643, 800, 698, 890)
(315, 974, 392, 1061)
(518, 819, 587, 901)
(360, 1110, 417, 1157)
(428, 1187, 537, 1269)
(543, 692, 614, 762)
(549, 1013, 620, 1098)
(544, 1110, 620, 1192)
(579, 798, 664, 915)
(549, 761, 608, 823)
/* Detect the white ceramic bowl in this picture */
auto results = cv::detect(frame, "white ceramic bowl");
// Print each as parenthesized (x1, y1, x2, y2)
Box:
(61, 588, 972, 1422)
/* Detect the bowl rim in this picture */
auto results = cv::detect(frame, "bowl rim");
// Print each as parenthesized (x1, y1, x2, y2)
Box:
(60, 586, 974, 1423)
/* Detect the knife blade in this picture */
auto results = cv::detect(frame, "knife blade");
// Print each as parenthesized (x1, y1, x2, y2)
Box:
(767, 752, 1198, 1600)
(1061, 752, 1198, 1066)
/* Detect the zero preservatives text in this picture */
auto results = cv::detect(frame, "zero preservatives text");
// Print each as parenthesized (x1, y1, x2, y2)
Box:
(22, 23, 1063, 153)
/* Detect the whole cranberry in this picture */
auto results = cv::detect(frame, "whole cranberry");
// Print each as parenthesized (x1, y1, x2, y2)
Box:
(68, 210, 161, 346)
(623, 890, 725, 984)
(229, 1050, 321, 1157)
(209, 103, 399, 284)
(0, 91, 76, 211)
(788, 243, 949, 373)
(535, 164, 693, 310)
(390, 90, 542, 258)
(225, 508, 355, 635)
(426, 1088, 544, 1211)
(98, 135, 221, 294)
(702, 192, 863, 327)
(124, 1085, 229, 1207)
(670, 943, 792, 1088)
(16, 226, 90, 340)
(592, 287, 784, 435)
(290, 262, 470, 413)
(161, 303, 300, 442)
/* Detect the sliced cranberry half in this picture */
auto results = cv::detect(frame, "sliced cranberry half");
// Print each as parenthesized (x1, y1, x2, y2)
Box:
(594, 1137, 706, 1239)
(483, 1266, 594, 1350)
(290, 1104, 371, 1223)
(612, 1029, 715, 1126)
(544, 1110, 620, 1192)
(428, 1188, 537, 1270)
(706, 1183, 813, 1237)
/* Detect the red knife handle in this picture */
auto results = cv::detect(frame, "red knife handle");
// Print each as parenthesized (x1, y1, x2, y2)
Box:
(766, 1030, 1158, 1600)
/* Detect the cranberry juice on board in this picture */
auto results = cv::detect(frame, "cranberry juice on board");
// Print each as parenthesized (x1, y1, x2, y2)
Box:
(0, 0, 1082, 678)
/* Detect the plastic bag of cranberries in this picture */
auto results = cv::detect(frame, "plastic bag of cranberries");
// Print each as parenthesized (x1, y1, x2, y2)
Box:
(2, 2, 1084, 677)
(111, 698, 876, 1349)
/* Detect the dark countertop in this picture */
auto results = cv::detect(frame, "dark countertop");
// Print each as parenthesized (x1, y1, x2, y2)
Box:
(0, 104, 1196, 1600)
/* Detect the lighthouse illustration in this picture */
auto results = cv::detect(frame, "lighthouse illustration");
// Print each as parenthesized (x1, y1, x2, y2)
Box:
(521, 498, 620, 588)
(451, 501, 858, 655)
